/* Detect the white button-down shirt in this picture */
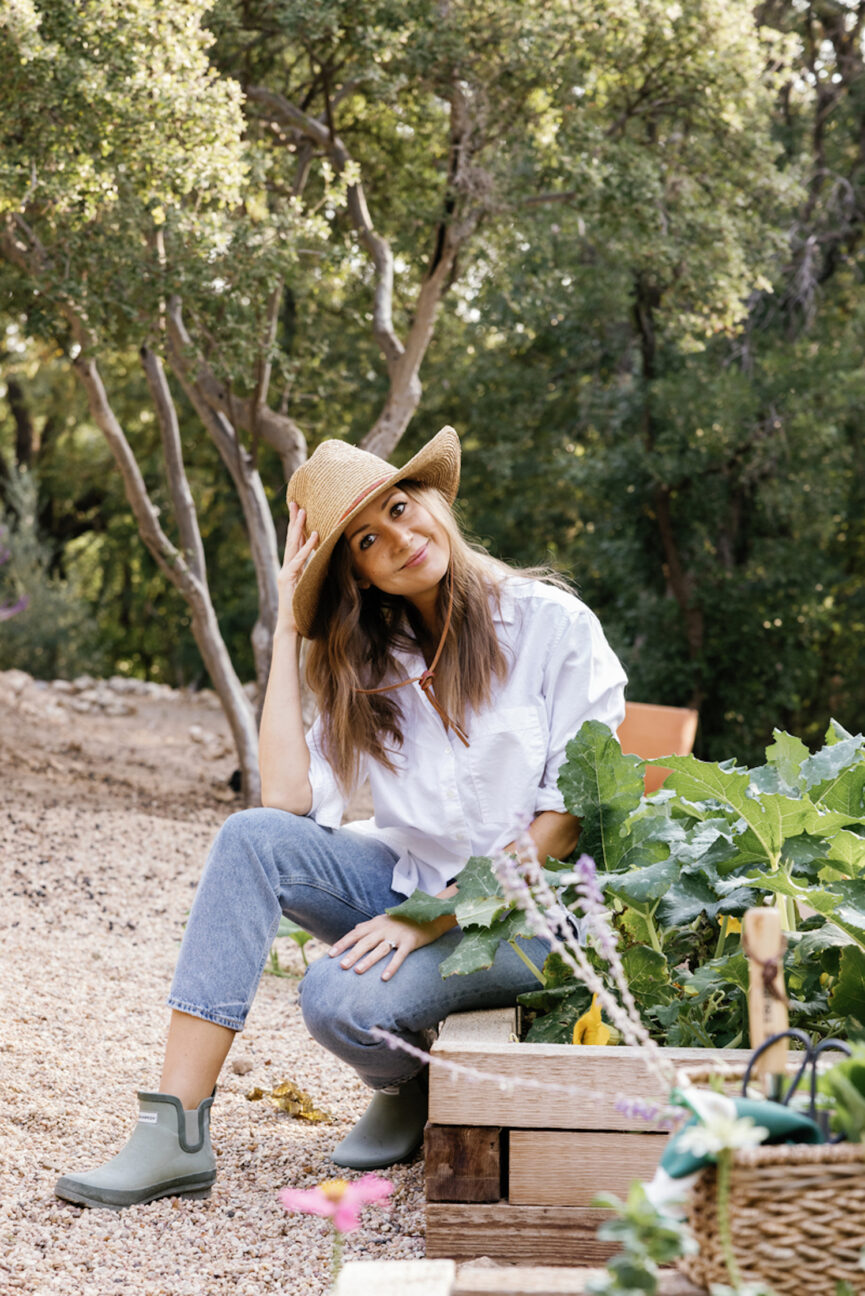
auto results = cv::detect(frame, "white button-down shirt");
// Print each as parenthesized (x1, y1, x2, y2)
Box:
(306, 578, 627, 897)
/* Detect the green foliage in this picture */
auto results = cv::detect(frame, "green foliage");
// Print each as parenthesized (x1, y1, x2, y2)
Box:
(0, 466, 104, 676)
(388, 855, 538, 977)
(552, 719, 865, 1045)
(585, 1183, 697, 1296)
(420, 719, 865, 1049)
(267, 917, 314, 975)
(817, 1044, 865, 1144)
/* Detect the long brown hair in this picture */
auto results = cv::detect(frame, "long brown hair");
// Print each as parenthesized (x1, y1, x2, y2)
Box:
(305, 484, 557, 792)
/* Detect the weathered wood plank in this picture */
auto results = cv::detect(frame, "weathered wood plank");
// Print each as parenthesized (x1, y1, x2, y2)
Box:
(454, 1268, 601, 1295)
(335, 1260, 456, 1295)
(436, 1007, 518, 1047)
(425, 1202, 616, 1265)
(425, 1123, 503, 1202)
(509, 1129, 665, 1206)
(429, 1031, 751, 1129)
(453, 1266, 703, 1295)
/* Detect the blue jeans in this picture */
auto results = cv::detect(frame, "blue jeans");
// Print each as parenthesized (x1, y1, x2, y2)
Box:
(168, 809, 550, 1088)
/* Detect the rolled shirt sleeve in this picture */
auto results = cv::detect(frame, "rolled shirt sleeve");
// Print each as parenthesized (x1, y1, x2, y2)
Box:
(534, 603, 628, 815)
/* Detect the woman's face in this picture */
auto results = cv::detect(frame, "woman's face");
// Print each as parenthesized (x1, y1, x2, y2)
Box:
(346, 486, 450, 607)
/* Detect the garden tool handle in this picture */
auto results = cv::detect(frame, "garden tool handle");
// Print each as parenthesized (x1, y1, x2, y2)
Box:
(743, 907, 789, 1095)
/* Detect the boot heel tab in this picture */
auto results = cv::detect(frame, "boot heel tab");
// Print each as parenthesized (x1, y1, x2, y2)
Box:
(137, 1090, 185, 1117)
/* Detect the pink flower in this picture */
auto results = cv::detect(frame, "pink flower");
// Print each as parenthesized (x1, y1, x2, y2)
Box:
(278, 1174, 393, 1234)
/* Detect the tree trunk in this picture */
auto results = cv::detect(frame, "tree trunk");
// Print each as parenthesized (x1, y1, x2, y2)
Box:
(73, 352, 262, 805)
(165, 299, 283, 708)
(633, 275, 704, 709)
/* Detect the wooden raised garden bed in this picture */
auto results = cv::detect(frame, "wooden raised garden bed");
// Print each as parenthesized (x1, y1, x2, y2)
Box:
(424, 1007, 750, 1267)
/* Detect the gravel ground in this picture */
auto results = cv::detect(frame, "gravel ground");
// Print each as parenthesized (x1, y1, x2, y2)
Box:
(0, 671, 424, 1296)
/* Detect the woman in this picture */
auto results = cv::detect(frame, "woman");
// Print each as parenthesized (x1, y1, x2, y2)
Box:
(55, 425, 626, 1210)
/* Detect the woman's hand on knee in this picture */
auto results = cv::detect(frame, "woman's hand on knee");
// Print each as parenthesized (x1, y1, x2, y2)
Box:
(329, 914, 437, 981)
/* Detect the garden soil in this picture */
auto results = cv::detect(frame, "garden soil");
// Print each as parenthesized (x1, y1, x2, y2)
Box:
(0, 671, 426, 1296)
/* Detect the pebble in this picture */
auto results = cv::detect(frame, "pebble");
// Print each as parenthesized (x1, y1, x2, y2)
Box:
(1, 677, 421, 1295)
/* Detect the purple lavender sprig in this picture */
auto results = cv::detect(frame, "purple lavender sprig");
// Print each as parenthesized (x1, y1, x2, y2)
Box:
(492, 834, 675, 1088)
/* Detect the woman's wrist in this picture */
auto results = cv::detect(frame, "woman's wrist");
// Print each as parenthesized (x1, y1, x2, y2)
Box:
(272, 621, 301, 648)
(429, 912, 458, 938)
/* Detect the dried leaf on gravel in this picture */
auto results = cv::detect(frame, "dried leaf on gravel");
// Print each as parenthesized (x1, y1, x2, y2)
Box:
(245, 1079, 334, 1122)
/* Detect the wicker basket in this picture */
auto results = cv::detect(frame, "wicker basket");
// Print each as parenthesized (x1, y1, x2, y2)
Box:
(680, 1140, 865, 1295)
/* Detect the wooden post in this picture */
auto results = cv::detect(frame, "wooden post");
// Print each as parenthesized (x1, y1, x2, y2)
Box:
(424, 1124, 503, 1202)
(743, 906, 788, 1092)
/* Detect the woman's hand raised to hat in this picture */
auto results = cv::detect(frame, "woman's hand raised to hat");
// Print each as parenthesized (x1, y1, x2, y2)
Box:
(277, 501, 318, 637)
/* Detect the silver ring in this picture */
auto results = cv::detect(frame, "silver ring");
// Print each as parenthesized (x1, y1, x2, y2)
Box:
(382, 939, 396, 951)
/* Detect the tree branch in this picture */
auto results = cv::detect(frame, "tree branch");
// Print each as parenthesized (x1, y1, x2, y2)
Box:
(140, 345, 207, 584)
(165, 297, 281, 705)
(163, 293, 306, 479)
(245, 83, 403, 368)
(73, 352, 261, 802)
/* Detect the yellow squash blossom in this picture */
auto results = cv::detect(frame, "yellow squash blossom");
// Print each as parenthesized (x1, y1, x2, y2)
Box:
(572, 994, 611, 1046)
(718, 914, 742, 934)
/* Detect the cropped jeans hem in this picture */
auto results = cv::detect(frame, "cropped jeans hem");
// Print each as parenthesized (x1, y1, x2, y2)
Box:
(164, 999, 248, 1034)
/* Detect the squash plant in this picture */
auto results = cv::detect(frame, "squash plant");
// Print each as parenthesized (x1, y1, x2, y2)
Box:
(389, 719, 865, 1047)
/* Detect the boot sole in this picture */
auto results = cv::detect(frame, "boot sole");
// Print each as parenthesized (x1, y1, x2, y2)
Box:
(55, 1171, 216, 1211)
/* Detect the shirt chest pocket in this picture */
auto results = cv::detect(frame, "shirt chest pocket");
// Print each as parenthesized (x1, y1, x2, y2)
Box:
(467, 704, 547, 827)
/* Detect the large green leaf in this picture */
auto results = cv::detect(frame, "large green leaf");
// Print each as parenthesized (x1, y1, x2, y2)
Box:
(494, 906, 542, 944)
(753, 874, 865, 951)
(438, 927, 502, 977)
(827, 720, 857, 745)
(522, 989, 593, 1043)
(804, 747, 865, 818)
(604, 857, 680, 911)
(683, 950, 750, 995)
(387, 889, 456, 924)
(621, 944, 672, 1005)
(661, 754, 859, 867)
(829, 946, 865, 1025)
(764, 729, 811, 792)
(657, 870, 756, 927)
(558, 721, 645, 870)
(827, 829, 865, 877)
(654, 755, 780, 858)
(452, 856, 510, 928)
(792, 925, 854, 961)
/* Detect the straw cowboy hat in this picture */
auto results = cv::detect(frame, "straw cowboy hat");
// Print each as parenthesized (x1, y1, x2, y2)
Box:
(286, 425, 461, 637)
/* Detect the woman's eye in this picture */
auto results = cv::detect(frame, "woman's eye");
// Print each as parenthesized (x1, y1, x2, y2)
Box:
(358, 533, 375, 551)
(391, 501, 406, 518)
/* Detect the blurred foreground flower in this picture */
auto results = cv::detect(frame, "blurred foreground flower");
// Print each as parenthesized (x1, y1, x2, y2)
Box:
(675, 1087, 768, 1157)
(279, 1174, 393, 1286)
(573, 994, 611, 1046)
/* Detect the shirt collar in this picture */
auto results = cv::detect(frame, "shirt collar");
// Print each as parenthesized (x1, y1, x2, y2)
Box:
(492, 580, 517, 625)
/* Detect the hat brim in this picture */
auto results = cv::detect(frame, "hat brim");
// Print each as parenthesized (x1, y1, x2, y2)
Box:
(291, 425, 461, 638)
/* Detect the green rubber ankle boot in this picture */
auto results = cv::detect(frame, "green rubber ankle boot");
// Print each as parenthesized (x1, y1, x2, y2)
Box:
(331, 1073, 428, 1170)
(55, 1091, 216, 1210)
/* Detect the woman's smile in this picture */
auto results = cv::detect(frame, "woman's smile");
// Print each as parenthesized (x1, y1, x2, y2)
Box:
(402, 542, 429, 570)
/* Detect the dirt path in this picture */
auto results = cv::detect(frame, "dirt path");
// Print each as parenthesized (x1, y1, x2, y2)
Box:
(0, 671, 424, 1296)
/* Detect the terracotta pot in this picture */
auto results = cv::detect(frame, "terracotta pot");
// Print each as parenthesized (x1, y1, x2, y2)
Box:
(618, 701, 699, 794)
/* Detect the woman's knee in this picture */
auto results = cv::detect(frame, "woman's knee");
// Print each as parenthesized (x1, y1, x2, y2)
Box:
(213, 806, 299, 852)
(299, 957, 376, 1047)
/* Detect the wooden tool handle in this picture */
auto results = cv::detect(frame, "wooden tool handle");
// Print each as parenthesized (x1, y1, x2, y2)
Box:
(743, 906, 789, 1092)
